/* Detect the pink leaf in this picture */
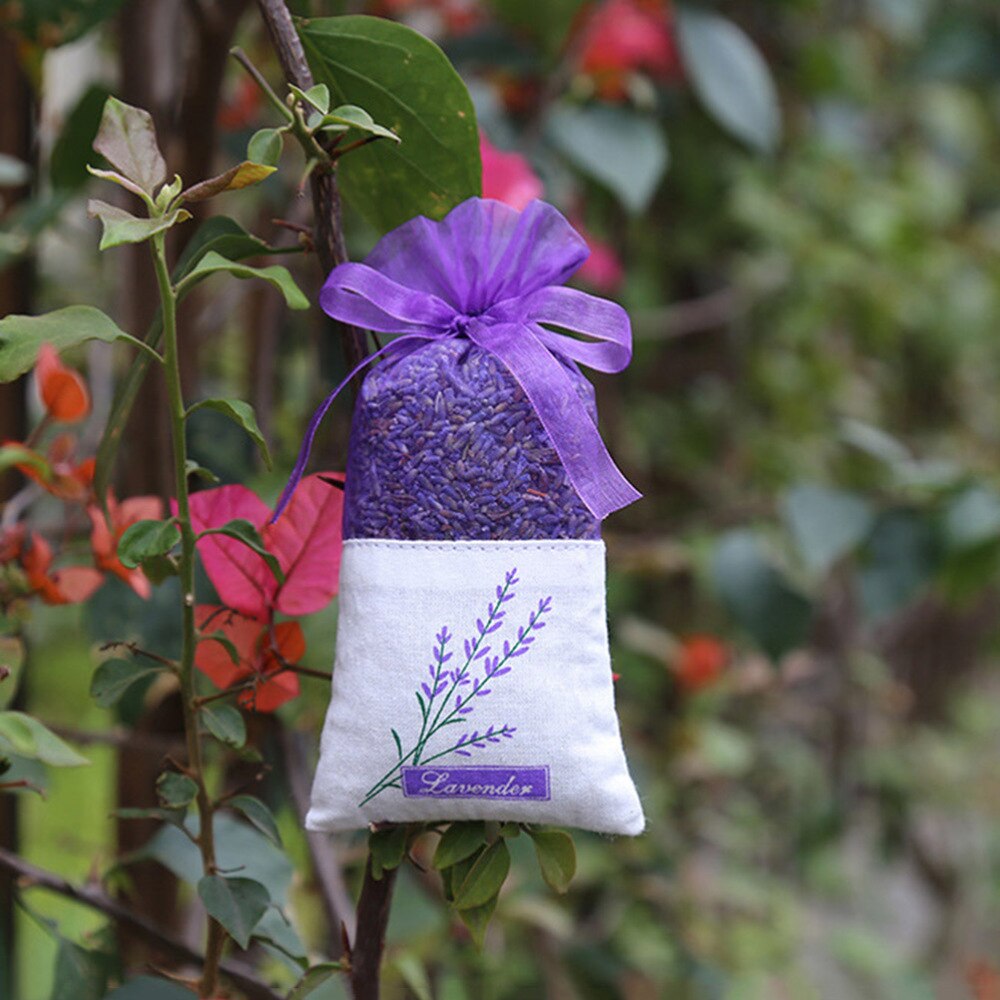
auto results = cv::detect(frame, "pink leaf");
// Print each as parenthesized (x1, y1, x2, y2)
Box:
(188, 485, 274, 618)
(266, 473, 344, 616)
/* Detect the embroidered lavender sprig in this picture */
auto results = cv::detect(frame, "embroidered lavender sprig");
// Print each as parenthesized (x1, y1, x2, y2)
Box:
(358, 569, 551, 806)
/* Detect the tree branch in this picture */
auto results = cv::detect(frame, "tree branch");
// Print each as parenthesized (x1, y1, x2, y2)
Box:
(349, 855, 399, 1000)
(280, 727, 356, 949)
(254, 0, 370, 372)
(0, 846, 281, 1000)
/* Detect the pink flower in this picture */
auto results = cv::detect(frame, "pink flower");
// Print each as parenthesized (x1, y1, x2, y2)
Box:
(577, 0, 682, 100)
(480, 133, 544, 211)
(571, 219, 625, 294)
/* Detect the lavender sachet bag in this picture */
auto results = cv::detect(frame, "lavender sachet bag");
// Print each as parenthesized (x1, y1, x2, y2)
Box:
(299, 198, 645, 835)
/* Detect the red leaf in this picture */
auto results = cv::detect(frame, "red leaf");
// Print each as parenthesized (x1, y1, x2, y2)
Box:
(194, 604, 257, 689)
(36, 344, 90, 423)
(189, 485, 274, 619)
(265, 474, 344, 616)
(240, 668, 299, 712)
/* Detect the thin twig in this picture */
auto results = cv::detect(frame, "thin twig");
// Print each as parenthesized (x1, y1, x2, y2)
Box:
(280, 727, 356, 946)
(0, 846, 281, 1000)
(100, 641, 179, 670)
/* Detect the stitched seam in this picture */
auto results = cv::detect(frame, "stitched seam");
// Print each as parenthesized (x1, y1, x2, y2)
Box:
(343, 539, 604, 553)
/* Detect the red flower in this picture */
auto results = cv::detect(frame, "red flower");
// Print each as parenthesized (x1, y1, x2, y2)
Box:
(480, 133, 544, 211)
(9, 434, 95, 502)
(20, 531, 103, 606)
(217, 76, 264, 132)
(88, 493, 164, 599)
(577, 0, 682, 100)
(35, 344, 90, 423)
(675, 634, 727, 693)
(195, 605, 303, 712)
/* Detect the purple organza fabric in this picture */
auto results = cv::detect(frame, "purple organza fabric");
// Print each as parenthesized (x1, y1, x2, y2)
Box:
(273, 198, 639, 534)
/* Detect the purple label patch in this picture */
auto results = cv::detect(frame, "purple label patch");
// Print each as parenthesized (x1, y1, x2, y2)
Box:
(401, 765, 550, 801)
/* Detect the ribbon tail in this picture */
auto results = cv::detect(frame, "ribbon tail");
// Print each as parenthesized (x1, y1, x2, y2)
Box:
(270, 337, 419, 523)
(469, 323, 642, 521)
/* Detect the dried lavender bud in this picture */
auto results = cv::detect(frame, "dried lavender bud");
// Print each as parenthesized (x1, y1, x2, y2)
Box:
(343, 340, 601, 541)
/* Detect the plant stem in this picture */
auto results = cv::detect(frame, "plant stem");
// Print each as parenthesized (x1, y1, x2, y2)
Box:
(150, 231, 224, 999)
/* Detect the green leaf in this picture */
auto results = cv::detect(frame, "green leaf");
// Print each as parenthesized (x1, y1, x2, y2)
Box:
(676, 5, 781, 153)
(0, 712, 88, 767)
(248, 128, 284, 168)
(185, 460, 220, 485)
(156, 771, 198, 808)
(175, 250, 308, 310)
(201, 704, 247, 749)
(181, 161, 277, 202)
(228, 795, 282, 846)
(88, 199, 191, 249)
(117, 518, 178, 569)
(300, 15, 481, 233)
(782, 484, 875, 574)
(173, 216, 294, 281)
(202, 630, 241, 667)
(137, 554, 179, 585)
(90, 658, 161, 708)
(186, 398, 271, 468)
(0, 305, 156, 382)
(456, 893, 498, 949)
(943, 486, 1000, 551)
(526, 827, 576, 893)
(105, 976, 196, 999)
(433, 821, 486, 870)
(50, 937, 113, 1000)
(198, 519, 284, 584)
(290, 83, 331, 113)
(858, 510, 939, 621)
(92, 96, 168, 198)
(197, 874, 270, 949)
(452, 839, 510, 910)
(711, 530, 813, 660)
(369, 824, 408, 880)
(0, 638, 24, 712)
(322, 105, 399, 143)
(545, 104, 668, 214)
(289, 964, 346, 1000)
(51, 85, 112, 191)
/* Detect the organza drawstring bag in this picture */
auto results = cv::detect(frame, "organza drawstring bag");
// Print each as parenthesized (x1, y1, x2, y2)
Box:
(282, 198, 645, 835)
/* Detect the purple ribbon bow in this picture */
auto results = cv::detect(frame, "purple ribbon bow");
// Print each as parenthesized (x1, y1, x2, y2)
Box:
(275, 197, 641, 522)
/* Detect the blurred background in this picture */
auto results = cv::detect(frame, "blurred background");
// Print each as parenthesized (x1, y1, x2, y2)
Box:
(2, 0, 1000, 997)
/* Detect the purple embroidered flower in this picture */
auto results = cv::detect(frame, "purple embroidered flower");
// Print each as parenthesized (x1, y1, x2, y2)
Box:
(359, 569, 552, 806)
